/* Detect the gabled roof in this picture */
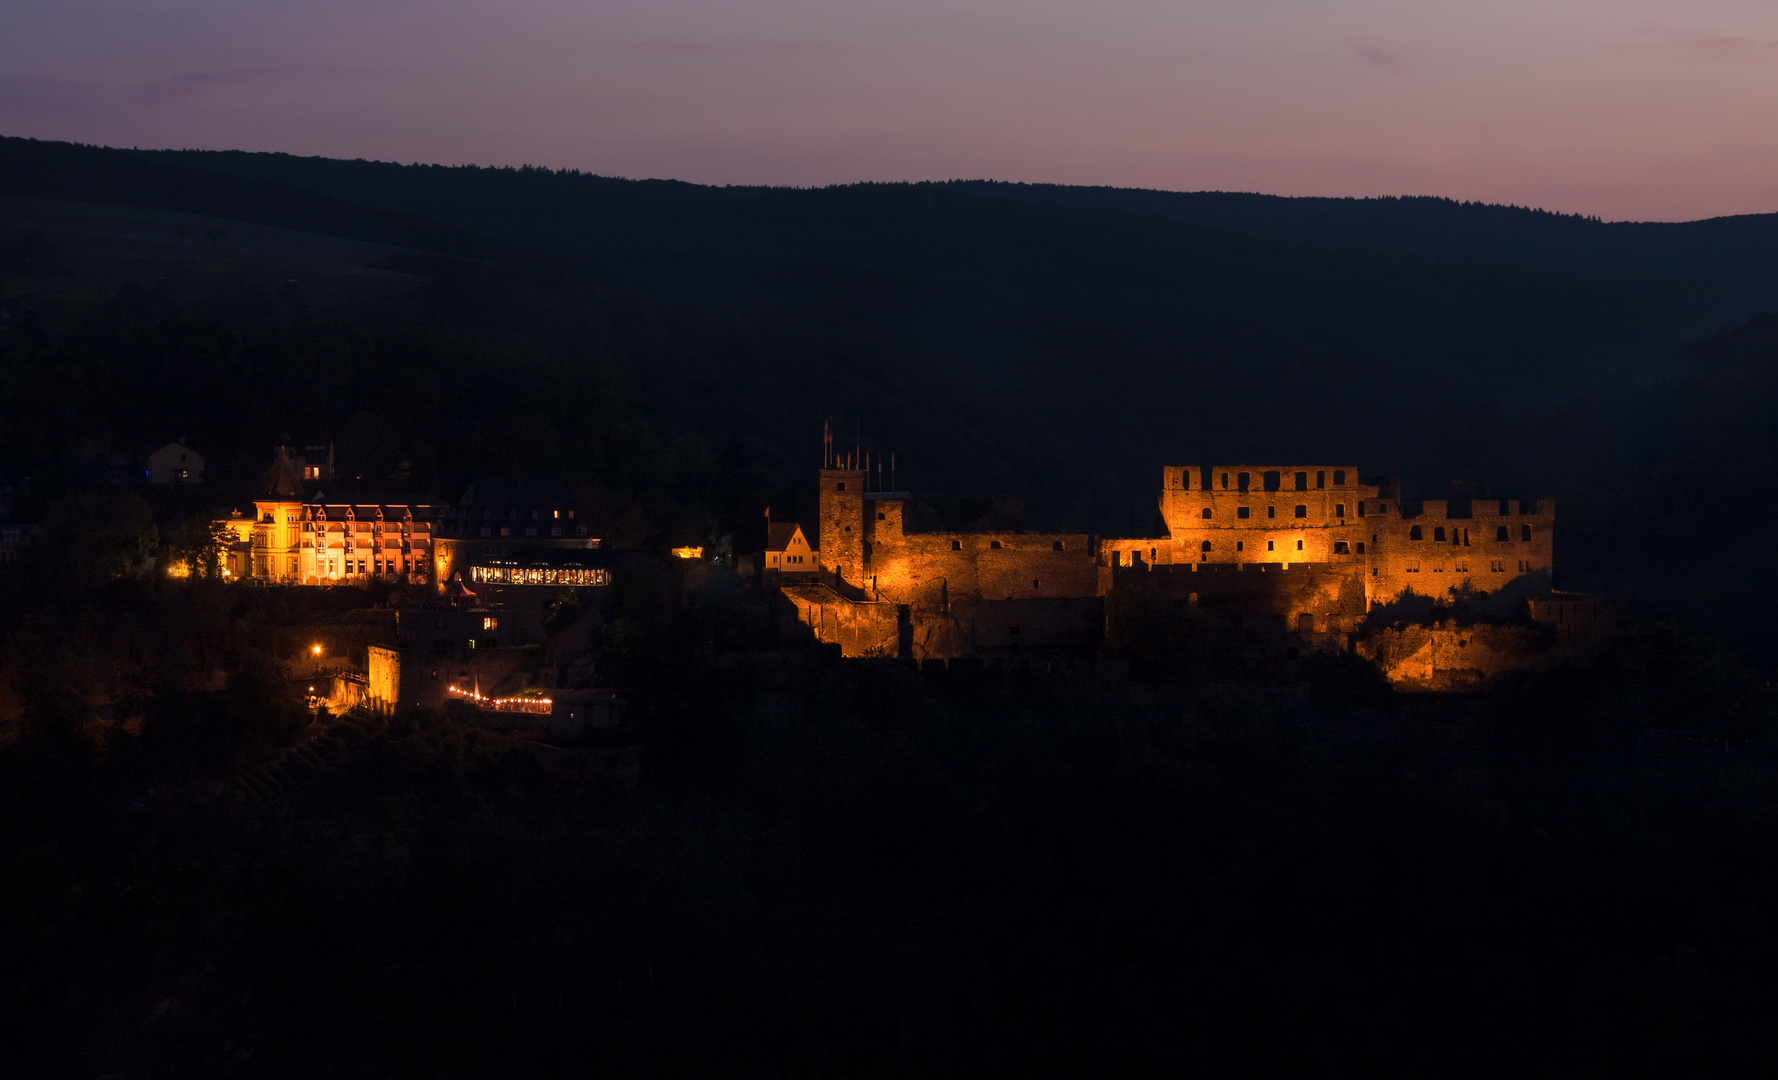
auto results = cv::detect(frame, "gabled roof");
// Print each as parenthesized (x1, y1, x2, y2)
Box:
(766, 522, 806, 552)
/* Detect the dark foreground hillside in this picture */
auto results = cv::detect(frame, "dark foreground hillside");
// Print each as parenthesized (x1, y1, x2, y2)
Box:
(3, 558, 1776, 1077)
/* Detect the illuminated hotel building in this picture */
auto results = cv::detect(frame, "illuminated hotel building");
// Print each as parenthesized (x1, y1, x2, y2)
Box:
(220, 449, 442, 584)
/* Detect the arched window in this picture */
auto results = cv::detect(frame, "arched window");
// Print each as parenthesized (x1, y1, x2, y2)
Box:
(1053, 540, 1065, 551)
(951, 539, 961, 550)
(1294, 505, 1308, 518)
(1409, 525, 1423, 540)
(1200, 540, 1212, 552)
(1202, 507, 1213, 519)
(990, 540, 1003, 549)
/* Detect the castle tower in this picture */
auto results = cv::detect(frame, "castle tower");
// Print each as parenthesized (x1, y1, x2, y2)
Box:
(818, 422, 866, 587)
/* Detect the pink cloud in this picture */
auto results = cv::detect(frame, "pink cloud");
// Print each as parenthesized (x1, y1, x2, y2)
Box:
(132, 70, 257, 106)
(1622, 26, 1778, 64)
(1346, 38, 1409, 74)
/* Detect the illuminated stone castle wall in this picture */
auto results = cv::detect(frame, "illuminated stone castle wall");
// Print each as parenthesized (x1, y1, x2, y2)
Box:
(1134, 464, 1554, 608)
(786, 451, 1556, 661)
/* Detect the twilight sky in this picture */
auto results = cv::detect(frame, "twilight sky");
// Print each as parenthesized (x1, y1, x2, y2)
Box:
(4, 0, 1778, 221)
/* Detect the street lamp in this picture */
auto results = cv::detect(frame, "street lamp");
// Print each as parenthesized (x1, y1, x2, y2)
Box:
(312, 643, 322, 680)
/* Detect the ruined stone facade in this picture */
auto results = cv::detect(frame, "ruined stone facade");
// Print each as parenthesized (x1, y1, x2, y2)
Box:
(1128, 464, 1554, 609)
(784, 447, 1557, 663)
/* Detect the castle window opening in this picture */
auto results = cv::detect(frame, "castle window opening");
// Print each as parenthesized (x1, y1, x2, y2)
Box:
(1221, 473, 1229, 489)
(991, 540, 1003, 549)
(1264, 471, 1281, 492)
(836, 482, 846, 491)
(1033, 579, 1041, 589)
(1295, 471, 1308, 491)
(1201, 541, 1212, 552)
(1267, 506, 1276, 519)
(1434, 527, 1446, 542)
(1267, 541, 1275, 551)
(878, 512, 886, 520)
(1238, 506, 1251, 519)
(1522, 524, 1533, 541)
(1497, 526, 1510, 542)
(1336, 504, 1346, 518)
(952, 539, 962, 550)
(1053, 540, 1065, 551)
(1355, 542, 1365, 553)
(1236, 541, 1244, 551)
(1333, 541, 1350, 554)
(1238, 472, 1251, 492)
(1150, 547, 1157, 561)
(1294, 505, 1308, 518)
(1406, 560, 1421, 572)
(1317, 471, 1326, 489)
(1410, 526, 1423, 540)
(1296, 540, 1303, 551)
(1202, 507, 1212, 519)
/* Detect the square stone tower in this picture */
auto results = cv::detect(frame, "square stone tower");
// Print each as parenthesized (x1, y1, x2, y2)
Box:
(818, 464, 865, 587)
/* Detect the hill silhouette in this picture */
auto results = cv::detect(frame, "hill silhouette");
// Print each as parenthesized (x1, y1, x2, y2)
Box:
(6, 134, 1778, 662)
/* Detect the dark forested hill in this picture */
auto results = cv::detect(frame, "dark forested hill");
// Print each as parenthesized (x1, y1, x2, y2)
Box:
(6, 134, 1778, 660)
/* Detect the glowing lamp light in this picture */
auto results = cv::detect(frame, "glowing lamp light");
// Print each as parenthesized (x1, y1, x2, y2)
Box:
(312, 644, 322, 656)
(672, 546, 704, 560)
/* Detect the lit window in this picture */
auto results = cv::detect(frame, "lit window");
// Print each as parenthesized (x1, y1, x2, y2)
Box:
(483, 617, 497, 630)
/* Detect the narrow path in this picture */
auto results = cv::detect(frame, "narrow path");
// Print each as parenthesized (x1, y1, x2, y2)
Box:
(218, 707, 387, 805)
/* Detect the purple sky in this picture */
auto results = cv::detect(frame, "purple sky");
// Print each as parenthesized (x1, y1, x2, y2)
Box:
(5, 0, 1778, 221)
